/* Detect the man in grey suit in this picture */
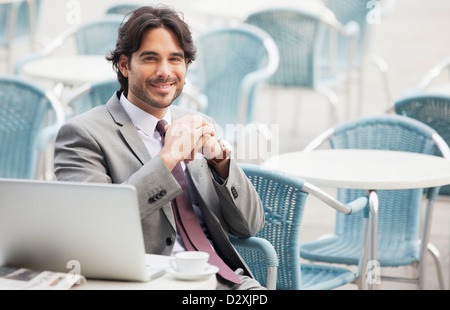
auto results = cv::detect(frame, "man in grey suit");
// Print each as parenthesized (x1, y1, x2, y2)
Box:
(54, 6, 265, 290)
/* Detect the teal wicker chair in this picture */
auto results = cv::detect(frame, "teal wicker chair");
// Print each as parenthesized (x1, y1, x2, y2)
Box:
(189, 23, 279, 138)
(0, 0, 42, 71)
(231, 164, 369, 290)
(65, 78, 120, 117)
(409, 55, 450, 96)
(300, 114, 449, 289)
(321, 0, 394, 116)
(105, 3, 142, 16)
(15, 15, 123, 73)
(0, 75, 64, 179)
(393, 94, 450, 196)
(245, 7, 359, 128)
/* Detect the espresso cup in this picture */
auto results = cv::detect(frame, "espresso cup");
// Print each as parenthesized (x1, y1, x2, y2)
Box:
(169, 251, 210, 274)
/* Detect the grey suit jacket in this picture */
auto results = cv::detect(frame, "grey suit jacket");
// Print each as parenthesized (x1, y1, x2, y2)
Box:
(54, 92, 264, 277)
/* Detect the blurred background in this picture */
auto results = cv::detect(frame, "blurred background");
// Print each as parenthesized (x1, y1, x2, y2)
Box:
(1, 0, 449, 290)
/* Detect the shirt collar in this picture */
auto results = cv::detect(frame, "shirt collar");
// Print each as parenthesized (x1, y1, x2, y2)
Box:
(119, 93, 171, 136)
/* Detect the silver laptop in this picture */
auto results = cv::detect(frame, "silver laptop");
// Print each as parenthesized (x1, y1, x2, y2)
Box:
(0, 178, 152, 282)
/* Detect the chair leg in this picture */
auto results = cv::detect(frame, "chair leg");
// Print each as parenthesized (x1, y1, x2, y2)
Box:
(421, 243, 446, 290)
(266, 266, 277, 290)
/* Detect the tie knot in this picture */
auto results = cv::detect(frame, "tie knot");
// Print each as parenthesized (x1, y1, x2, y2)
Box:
(156, 119, 168, 136)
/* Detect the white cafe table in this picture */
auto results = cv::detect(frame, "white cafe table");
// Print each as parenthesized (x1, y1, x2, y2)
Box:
(264, 149, 450, 289)
(264, 149, 450, 190)
(20, 55, 116, 88)
(74, 273, 217, 290)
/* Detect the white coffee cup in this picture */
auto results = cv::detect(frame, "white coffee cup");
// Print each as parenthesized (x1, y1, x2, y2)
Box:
(169, 251, 210, 274)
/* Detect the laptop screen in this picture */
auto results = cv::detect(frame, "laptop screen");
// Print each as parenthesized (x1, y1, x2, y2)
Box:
(0, 179, 149, 282)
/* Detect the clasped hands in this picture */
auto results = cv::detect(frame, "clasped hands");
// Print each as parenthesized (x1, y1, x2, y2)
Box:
(158, 115, 223, 171)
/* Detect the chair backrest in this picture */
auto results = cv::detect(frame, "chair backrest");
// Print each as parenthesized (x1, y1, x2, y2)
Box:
(66, 78, 120, 116)
(240, 163, 308, 290)
(246, 8, 325, 88)
(326, 115, 442, 246)
(413, 56, 450, 93)
(321, 0, 370, 68)
(0, 75, 59, 179)
(75, 15, 123, 55)
(0, 0, 42, 47)
(105, 3, 141, 16)
(394, 94, 450, 195)
(191, 23, 278, 130)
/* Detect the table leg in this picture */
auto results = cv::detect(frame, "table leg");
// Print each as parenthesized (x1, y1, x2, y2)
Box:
(368, 190, 379, 290)
(358, 214, 370, 289)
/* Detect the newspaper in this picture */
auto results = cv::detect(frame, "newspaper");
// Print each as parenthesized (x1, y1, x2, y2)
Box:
(0, 266, 85, 290)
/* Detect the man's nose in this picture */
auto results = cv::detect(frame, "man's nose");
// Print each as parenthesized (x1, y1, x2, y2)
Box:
(156, 61, 171, 79)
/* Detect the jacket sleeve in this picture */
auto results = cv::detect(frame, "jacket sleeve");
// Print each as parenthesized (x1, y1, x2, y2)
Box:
(208, 158, 265, 238)
(53, 120, 182, 220)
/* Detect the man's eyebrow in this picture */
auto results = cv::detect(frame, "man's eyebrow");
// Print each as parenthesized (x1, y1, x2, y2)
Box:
(138, 51, 185, 59)
(138, 51, 159, 58)
(170, 52, 185, 59)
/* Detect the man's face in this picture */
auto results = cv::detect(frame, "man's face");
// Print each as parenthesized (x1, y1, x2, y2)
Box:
(119, 27, 187, 117)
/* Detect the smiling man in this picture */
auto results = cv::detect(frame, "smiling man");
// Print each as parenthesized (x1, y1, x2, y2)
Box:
(119, 27, 186, 116)
(53, 6, 265, 290)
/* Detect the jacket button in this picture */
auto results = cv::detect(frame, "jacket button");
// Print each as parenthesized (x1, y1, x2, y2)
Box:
(165, 237, 173, 246)
(231, 186, 238, 199)
(148, 196, 155, 203)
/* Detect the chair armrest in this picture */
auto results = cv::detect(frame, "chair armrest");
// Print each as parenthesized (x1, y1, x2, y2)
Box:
(343, 21, 360, 37)
(230, 235, 278, 290)
(415, 56, 450, 92)
(303, 128, 334, 152)
(238, 35, 279, 124)
(229, 235, 279, 268)
(346, 196, 369, 214)
(14, 26, 79, 74)
(321, 8, 360, 38)
(36, 91, 66, 151)
(303, 181, 368, 215)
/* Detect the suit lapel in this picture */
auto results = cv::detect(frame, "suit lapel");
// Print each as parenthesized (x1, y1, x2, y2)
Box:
(106, 92, 151, 165)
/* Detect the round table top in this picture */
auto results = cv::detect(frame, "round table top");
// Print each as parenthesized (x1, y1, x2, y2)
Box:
(21, 55, 116, 86)
(74, 272, 217, 290)
(263, 149, 450, 190)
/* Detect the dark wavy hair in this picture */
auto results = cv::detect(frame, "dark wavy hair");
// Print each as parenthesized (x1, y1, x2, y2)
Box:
(106, 5, 196, 95)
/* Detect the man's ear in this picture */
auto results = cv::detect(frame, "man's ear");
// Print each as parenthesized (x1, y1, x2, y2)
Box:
(119, 54, 129, 78)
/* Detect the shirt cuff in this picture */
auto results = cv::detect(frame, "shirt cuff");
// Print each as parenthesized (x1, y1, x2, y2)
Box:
(208, 163, 226, 185)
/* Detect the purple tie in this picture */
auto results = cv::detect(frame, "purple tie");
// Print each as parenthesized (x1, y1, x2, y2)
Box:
(156, 120, 241, 285)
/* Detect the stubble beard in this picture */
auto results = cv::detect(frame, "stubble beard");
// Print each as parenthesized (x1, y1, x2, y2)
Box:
(130, 77, 184, 110)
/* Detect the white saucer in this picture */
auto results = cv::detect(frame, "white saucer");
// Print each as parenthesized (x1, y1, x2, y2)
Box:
(167, 265, 219, 280)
